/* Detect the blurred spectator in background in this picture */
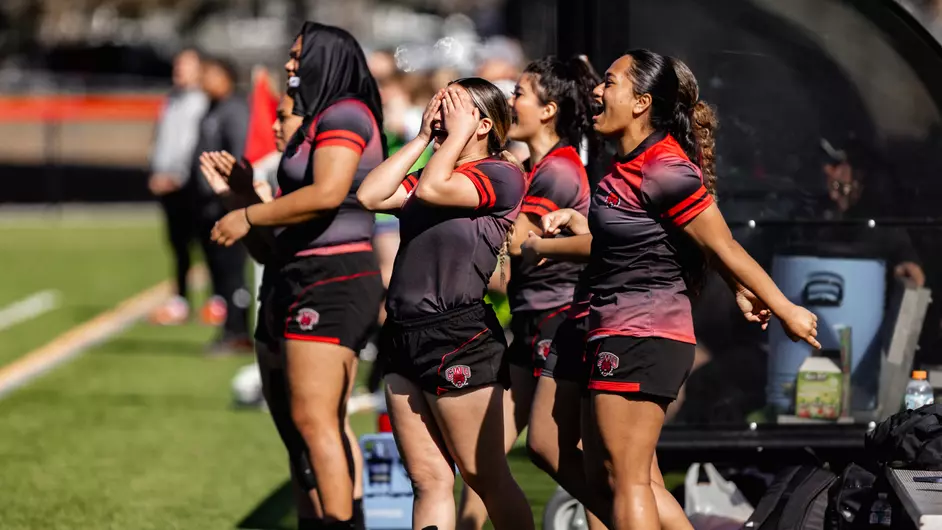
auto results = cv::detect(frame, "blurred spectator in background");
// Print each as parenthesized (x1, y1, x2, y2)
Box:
(475, 49, 529, 166)
(148, 48, 210, 326)
(432, 67, 461, 92)
(769, 138, 925, 288)
(476, 58, 519, 93)
(192, 55, 253, 354)
(367, 49, 398, 86)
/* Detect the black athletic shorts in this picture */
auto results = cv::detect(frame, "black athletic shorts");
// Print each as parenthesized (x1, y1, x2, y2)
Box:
(507, 306, 570, 377)
(255, 251, 383, 353)
(585, 335, 695, 401)
(381, 302, 509, 395)
(541, 315, 590, 385)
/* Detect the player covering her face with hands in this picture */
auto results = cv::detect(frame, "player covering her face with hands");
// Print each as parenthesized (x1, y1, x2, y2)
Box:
(358, 79, 533, 530)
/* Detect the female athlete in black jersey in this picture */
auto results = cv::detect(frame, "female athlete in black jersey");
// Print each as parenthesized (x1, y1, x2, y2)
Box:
(210, 23, 385, 530)
(202, 90, 369, 529)
(528, 51, 820, 530)
(455, 56, 600, 530)
(358, 80, 533, 530)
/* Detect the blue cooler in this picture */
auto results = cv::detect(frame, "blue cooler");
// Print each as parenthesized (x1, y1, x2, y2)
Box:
(361, 433, 413, 530)
(767, 256, 886, 413)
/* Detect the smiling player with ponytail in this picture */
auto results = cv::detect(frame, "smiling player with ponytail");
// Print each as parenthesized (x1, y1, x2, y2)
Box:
(527, 50, 821, 530)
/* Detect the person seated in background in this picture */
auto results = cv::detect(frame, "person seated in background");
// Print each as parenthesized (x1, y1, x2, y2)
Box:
(773, 138, 924, 288)
(676, 137, 929, 425)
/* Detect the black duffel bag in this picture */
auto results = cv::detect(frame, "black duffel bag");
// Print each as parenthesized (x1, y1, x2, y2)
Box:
(865, 403, 942, 470)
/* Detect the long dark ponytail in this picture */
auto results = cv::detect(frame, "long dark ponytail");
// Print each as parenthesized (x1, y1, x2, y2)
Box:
(523, 56, 601, 154)
(669, 57, 718, 201)
(622, 50, 717, 193)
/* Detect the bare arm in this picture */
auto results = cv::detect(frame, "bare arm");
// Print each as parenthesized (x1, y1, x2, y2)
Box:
(508, 213, 542, 257)
(683, 205, 789, 313)
(542, 208, 590, 236)
(214, 191, 277, 264)
(358, 135, 427, 211)
(683, 203, 820, 347)
(199, 150, 275, 263)
(247, 145, 359, 226)
(413, 87, 485, 209)
(521, 233, 592, 265)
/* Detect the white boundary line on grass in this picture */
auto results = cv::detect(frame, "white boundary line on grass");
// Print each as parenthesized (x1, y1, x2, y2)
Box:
(0, 267, 206, 400)
(0, 290, 61, 332)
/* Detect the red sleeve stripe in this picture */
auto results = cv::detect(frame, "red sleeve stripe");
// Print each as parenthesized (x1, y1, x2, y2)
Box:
(317, 138, 365, 154)
(521, 203, 552, 216)
(523, 195, 559, 212)
(315, 130, 367, 149)
(460, 166, 496, 209)
(460, 170, 490, 208)
(403, 174, 419, 193)
(669, 191, 714, 226)
(664, 186, 707, 218)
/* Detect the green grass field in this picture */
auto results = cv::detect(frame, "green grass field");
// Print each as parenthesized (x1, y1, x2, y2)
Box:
(0, 214, 168, 365)
(0, 212, 568, 529)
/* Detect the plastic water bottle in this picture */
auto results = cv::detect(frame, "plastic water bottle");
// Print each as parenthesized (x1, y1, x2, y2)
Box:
(869, 493, 892, 526)
(905, 370, 935, 410)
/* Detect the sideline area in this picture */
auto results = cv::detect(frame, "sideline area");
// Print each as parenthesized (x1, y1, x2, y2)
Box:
(0, 268, 204, 399)
(0, 209, 555, 528)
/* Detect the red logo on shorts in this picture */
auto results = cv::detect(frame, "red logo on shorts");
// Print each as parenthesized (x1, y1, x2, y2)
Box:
(296, 308, 320, 330)
(535, 339, 553, 361)
(604, 192, 620, 208)
(445, 365, 471, 389)
(597, 352, 619, 377)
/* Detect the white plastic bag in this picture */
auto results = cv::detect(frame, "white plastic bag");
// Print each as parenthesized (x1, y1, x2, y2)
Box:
(684, 463, 754, 522)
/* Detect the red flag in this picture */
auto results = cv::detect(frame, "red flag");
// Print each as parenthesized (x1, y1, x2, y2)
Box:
(243, 68, 279, 165)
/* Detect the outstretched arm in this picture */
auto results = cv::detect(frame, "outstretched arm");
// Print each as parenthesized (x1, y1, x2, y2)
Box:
(683, 204, 820, 348)
(247, 144, 360, 226)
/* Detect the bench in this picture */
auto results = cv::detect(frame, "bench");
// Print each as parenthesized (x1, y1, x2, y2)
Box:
(887, 469, 942, 530)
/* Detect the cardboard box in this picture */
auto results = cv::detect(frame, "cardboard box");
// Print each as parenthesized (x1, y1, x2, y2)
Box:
(796, 357, 843, 420)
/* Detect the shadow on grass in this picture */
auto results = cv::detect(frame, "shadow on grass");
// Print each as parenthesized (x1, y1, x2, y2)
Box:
(237, 479, 296, 530)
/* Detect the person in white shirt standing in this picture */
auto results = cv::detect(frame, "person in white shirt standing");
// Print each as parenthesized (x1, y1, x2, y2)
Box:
(149, 48, 210, 326)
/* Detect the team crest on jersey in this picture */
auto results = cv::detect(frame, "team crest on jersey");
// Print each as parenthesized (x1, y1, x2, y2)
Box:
(535, 339, 553, 361)
(445, 365, 471, 388)
(604, 192, 620, 208)
(597, 352, 619, 377)
(296, 308, 320, 330)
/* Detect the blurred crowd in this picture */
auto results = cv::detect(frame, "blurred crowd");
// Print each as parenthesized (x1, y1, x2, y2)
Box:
(366, 41, 529, 162)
